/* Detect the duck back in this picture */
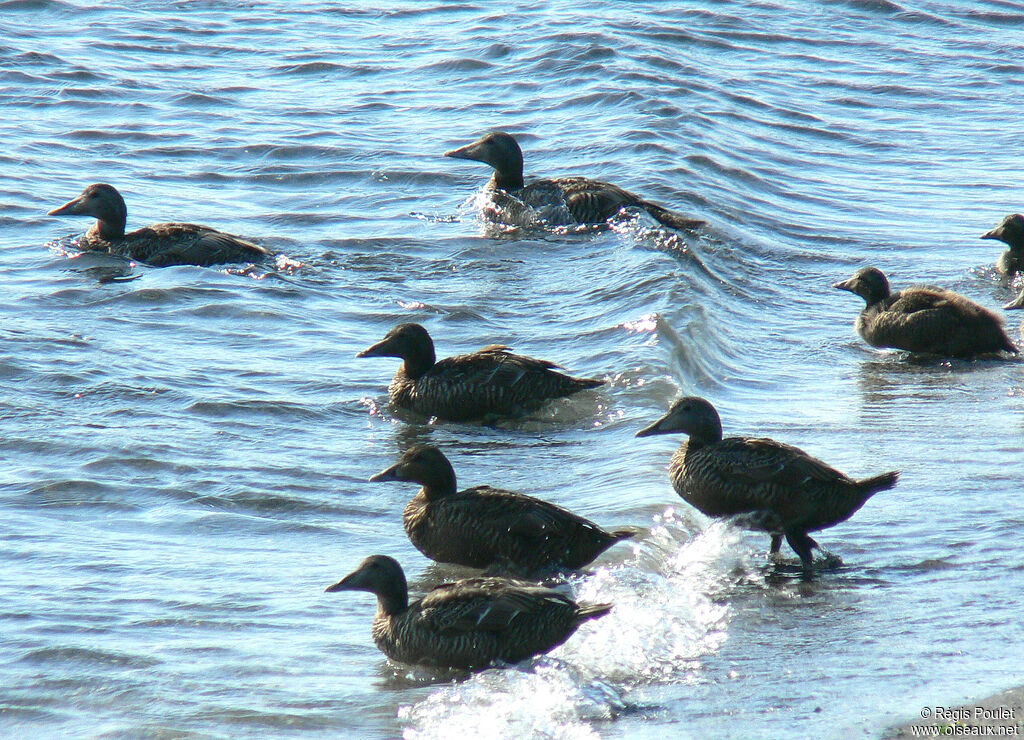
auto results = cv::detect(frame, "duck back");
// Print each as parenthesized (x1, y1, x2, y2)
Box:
(389, 346, 602, 421)
(375, 577, 611, 669)
(670, 437, 893, 534)
(858, 288, 1016, 356)
(404, 485, 632, 574)
(86, 222, 271, 266)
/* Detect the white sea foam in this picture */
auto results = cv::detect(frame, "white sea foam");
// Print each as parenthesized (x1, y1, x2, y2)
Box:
(399, 510, 750, 738)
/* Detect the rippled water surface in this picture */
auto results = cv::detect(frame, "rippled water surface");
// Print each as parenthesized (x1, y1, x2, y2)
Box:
(3, 1, 1024, 738)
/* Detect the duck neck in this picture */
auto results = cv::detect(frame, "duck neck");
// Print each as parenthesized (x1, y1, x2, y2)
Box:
(89, 216, 126, 241)
(689, 419, 723, 448)
(420, 464, 458, 501)
(95, 193, 128, 240)
(401, 342, 436, 379)
(376, 576, 409, 617)
(864, 284, 890, 308)
(489, 168, 524, 192)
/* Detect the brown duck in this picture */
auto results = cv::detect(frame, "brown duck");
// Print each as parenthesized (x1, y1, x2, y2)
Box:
(833, 266, 1018, 357)
(636, 397, 899, 574)
(325, 555, 612, 670)
(48, 183, 272, 267)
(370, 445, 633, 575)
(444, 131, 704, 230)
(356, 323, 604, 421)
(981, 214, 1024, 275)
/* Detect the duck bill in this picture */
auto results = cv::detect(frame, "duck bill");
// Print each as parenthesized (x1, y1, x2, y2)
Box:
(444, 141, 485, 162)
(368, 462, 403, 483)
(355, 337, 394, 359)
(831, 278, 856, 293)
(635, 415, 672, 438)
(324, 570, 363, 593)
(48, 194, 88, 217)
(980, 227, 1003, 241)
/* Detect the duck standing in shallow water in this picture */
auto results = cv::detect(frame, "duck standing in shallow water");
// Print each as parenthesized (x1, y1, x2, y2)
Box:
(444, 131, 704, 230)
(981, 214, 1024, 275)
(370, 445, 633, 576)
(325, 555, 612, 670)
(833, 267, 1018, 357)
(356, 323, 604, 421)
(636, 397, 899, 575)
(48, 183, 272, 267)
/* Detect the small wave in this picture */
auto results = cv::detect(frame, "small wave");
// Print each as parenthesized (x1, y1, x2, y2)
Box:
(0, 0, 71, 9)
(419, 58, 496, 74)
(186, 399, 331, 420)
(20, 646, 159, 669)
(273, 61, 347, 75)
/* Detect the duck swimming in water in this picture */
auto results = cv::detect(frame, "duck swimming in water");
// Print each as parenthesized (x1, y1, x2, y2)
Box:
(370, 445, 634, 575)
(833, 266, 1018, 357)
(325, 555, 612, 670)
(444, 131, 705, 230)
(48, 183, 272, 267)
(637, 397, 899, 575)
(356, 323, 604, 421)
(981, 214, 1024, 275)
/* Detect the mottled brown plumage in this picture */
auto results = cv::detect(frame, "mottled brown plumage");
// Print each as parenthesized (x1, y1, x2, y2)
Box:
(48, 183, 272, 267)
(833, 266, 1017, 357)
(370, 445, 633, 575)
(444, 131, 704, 230)
(981, 214, 1024, 275)
(636, 397, 899, 573)
(356, 323, 604, 421)
(325, 555, 612, 670)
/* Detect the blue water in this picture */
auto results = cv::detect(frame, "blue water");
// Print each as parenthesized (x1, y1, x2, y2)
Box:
(2, 1, 1023, 738)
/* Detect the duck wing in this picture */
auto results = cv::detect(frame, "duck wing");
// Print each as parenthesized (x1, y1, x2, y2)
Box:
(418, 578, 568, 634)
(127, 223, 271, 267)
(557, 177, 641, 223)
(714, 438, 852, 488)
(518, 177, 639, 224)
(869, 288, 1011, 354)
(431, 347, 584, 389)
(456, 486, 595, 539)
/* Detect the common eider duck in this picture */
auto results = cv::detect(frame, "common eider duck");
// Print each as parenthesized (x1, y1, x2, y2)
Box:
(370, 445, 634, 575)
(981, 214, 1024, 275)
(636, 397, 899, 574)
(444, 131, 705, 230)
(833, 266, 1018, 357)
(325, 555, 612, 670)
(356, 323, 604, 421)
(48, 183, 272, 267)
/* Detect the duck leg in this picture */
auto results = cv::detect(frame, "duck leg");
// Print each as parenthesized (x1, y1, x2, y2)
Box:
(784, 531, 820, 577)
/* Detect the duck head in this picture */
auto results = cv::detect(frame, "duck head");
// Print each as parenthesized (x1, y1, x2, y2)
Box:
(369, 444, 458, 499)
(49, 183, 128, 240)
(445, 131, 525, 191)
(636, 396, 724, 445)
(981, 214, 1024, 251)
(325, 554, 409, 615)
(356, 323, 437, 378)
(832, 266, 892, 306)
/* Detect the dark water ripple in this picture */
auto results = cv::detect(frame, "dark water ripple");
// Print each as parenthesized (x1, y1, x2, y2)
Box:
(2, 1, 1024, 738)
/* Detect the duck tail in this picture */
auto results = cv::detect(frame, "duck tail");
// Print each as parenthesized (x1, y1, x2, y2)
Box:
(610, 528, 635, 542)
(576, 602, 613, 623)
(571, 376, 605, 391)
(641, 201, 705, 231)
(857, 470, 900, 496)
